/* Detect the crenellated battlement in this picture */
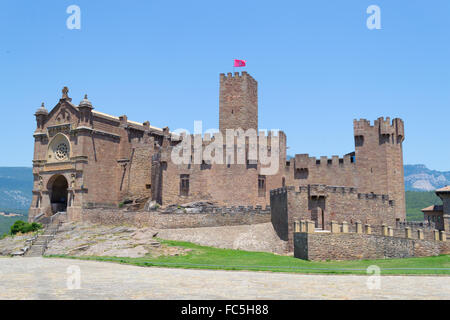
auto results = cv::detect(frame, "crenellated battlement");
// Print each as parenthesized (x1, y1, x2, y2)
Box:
(354, 117, 404, 141)
(270, 183, 398, 251)
(272, 184, 392, 204)
(293, 221, 449, 261)
(296, 184, 390, 202)
(219, 70, 258, 133)
(353, 117, 394, 129)
(220, 71, 256, 82)
(351, 116, 405, 220)
(162, 204, 271, 214)
(292, 153, 355, 170)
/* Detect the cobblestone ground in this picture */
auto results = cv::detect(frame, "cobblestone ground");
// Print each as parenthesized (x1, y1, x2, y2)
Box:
(0, 257, 449, 300)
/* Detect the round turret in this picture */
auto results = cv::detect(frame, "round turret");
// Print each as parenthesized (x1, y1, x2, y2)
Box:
(35, 102, 48, 116)
(79, 94, 93, 109)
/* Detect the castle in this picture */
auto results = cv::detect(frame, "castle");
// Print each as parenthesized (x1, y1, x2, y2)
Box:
(29, 71, 406, 229)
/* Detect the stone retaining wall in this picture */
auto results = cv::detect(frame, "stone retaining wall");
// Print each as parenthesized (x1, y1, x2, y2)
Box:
(80, 208, 271, 229)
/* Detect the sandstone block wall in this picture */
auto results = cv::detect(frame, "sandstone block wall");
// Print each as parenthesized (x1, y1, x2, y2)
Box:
(153, 131, 287, 207)
(79, 207, 271, 229)
(353, 117, 405, 220)
(219, 72, 258, 132)
(285, 117, 406, 222)
(271, 186, 396, 251)
(284, 154, 358, 191)
(294, 232, 449, 261)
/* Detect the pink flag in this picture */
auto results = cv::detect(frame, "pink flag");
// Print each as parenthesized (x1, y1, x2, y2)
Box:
(234, 59, 246, 67)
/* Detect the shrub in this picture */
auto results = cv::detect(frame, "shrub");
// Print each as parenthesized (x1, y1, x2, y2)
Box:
(10, 220, 43, 235)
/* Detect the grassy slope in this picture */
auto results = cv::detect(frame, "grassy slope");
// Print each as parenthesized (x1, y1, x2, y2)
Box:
(48, 239, 450, 275)
(405, 191, 442, 221)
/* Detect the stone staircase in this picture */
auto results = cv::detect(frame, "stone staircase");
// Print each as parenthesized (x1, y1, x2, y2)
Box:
(24, 214, 63, 257)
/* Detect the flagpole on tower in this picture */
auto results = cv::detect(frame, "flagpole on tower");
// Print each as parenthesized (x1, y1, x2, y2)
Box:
(233, 59, 247, 73)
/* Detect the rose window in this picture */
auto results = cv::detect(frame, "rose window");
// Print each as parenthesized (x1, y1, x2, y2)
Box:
(55, 143, 69, 160)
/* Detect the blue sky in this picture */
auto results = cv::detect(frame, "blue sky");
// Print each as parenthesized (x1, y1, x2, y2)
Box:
(0, 1, 449, 170)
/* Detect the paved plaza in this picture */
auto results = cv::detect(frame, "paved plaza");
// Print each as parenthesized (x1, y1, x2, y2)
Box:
(0, 257, 448, 299)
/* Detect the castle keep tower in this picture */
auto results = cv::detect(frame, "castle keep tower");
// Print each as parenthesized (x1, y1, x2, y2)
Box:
(219, 71, 258, 132)
(353, 117, 406, 220)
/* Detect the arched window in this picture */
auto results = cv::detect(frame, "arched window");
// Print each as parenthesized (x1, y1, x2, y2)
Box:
(47, 134, 71, 162)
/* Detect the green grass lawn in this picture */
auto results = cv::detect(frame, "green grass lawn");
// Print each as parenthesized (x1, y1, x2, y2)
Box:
(47, 239, 450, 276)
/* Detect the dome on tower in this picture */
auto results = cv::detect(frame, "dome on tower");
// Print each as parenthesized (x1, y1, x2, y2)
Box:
(35, 102, 48, 116)
(79, 94, 93, 109)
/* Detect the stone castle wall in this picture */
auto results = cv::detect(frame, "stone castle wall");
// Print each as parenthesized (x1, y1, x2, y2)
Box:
(219, 72, 258, 132)
(271, 186, 396, 251)
(78, 207, 271, 229)
(283, 154, 358, 190)
(353, 118, 405, 220)
(154, 132, 287, 207)
(294, 231, 449, 261)
(284, 117, 405, 221)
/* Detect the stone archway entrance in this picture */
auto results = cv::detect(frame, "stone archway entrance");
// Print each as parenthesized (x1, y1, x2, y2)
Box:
(48, 175, 68, 214)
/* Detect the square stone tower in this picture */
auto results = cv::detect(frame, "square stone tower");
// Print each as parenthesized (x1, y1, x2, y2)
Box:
(353, 117, 406, 221)
(219, 71, 258, 132)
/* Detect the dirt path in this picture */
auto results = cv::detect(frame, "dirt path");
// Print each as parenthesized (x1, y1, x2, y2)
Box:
(0, 257, 448, 299)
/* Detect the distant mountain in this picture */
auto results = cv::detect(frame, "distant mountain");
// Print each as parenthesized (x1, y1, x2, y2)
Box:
(0, 167, 33, 210)
(404, 164, 450, 191)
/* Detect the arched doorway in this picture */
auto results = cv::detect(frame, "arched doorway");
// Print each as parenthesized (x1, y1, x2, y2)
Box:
(48, 175, 68, 214)
(309, 195, 326, 230)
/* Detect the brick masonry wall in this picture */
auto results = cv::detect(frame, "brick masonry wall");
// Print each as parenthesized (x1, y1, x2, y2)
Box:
(80, 207, 271, 229)
(294, 232, 449, 261)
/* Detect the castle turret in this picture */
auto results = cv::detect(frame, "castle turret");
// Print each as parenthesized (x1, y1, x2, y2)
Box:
(219, 71, 258, 132)
(34, 102, 48, 132)
(353, 117, 405, 221)
(78, 94, 94, 127)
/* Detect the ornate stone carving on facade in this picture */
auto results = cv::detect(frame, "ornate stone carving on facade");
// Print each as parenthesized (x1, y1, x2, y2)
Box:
(56, 108, 71, 123)
(70, 174, 76, 188)
(47, 124, 72, 137)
